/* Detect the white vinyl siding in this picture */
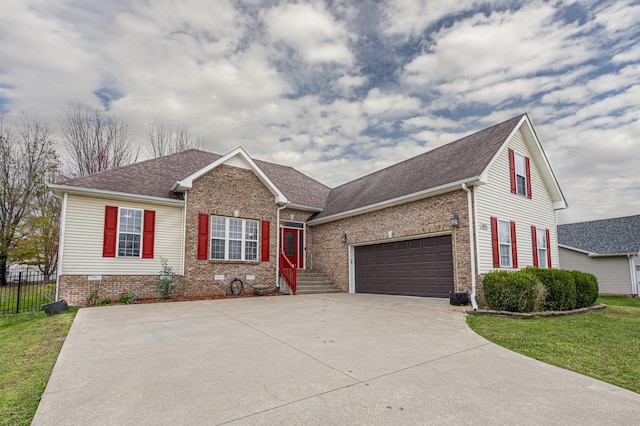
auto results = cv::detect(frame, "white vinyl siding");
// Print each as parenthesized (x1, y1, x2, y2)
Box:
(61, 194, 183, 275)
(558, 247, 635, 295)
(476, 127, 559, 274)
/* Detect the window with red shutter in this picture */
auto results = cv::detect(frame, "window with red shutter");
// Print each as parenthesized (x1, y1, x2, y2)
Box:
(261, 221, 270, 261)
(142, 210, 155, 259)
(103, 206, 118, 257)
(508, 149, 517, 194)
(525, 156, 532, 199)
(510, 221, 518, 268)
(491, 217, 500, 268)
(531, 226, 539, 267)
(546, 228, 552, 268)
(197, 214, 209, 260)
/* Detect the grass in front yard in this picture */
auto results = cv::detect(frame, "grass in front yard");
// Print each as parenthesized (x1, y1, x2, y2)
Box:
(467, 296, 640, 394)
(0, 308, 78, 426)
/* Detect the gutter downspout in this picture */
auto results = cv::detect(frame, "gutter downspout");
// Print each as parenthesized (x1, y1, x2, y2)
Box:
(462, 184, 478, 310)
(181, 192, 187, 276)
(52, 192, 67, 302)
(275, 203, 288, 292)
(628, 255, 638, 296)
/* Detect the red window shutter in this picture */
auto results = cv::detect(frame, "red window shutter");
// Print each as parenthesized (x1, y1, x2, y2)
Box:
(510, 221, 518, 269)
(508, 148, 516, 194)
(103, 206, 118, 257)
(546, 228, 552, 268)
(531, 226, 539, 267)
(491, 217, 500, 268)
(261, 221, 270, 261)
(197, 214, 209, 260)
(525, 156, 532, 199)
(142, 210, 155, 259)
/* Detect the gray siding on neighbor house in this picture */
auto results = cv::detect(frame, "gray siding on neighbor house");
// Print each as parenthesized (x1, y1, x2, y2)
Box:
(558, 247, 634, 294)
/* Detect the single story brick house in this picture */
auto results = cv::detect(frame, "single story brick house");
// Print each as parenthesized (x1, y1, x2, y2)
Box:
(558, 215, 640, 296)
(50, 113, 567, 308)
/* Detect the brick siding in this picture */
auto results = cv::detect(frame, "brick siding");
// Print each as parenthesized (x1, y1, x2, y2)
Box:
(309, 189, 473, 294)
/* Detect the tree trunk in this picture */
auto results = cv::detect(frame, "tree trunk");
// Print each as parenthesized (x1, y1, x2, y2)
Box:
(0, 254, 7, 287)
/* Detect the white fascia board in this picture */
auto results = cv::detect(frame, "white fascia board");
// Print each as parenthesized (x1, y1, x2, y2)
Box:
(307, 177, 480, 226)
(172, 146, 290, 204)
(559, 244, 636, 257)
(558, 244, 592, 255)
(285, 203, 324, 213)
(48, 184, 185, 207)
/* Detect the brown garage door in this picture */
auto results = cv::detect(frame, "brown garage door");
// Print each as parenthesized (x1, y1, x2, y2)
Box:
(354, 235, 453, 298)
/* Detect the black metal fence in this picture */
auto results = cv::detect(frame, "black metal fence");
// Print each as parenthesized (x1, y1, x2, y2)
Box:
(1, 270, 56, 315)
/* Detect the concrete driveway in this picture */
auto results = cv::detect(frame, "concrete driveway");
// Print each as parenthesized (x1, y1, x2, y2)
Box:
(33, 294, 640, 425)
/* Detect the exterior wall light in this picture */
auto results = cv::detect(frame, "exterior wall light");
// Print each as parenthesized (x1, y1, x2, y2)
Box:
(340, 233, 347, 244)
(450, 213, 459, 227)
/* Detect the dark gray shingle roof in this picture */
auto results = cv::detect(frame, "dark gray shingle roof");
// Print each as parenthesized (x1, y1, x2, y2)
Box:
(558, 215, 640, 255)
(55, 149, 330, 209)
(312, 114, 525, 220)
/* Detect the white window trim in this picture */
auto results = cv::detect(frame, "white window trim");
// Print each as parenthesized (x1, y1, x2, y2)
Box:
(210, 215, 259, 261)
(536, 227, 548, 269)
(498, 219, 512, 268)
(514, 151, 528, 197)
(117, 207, 143, 258)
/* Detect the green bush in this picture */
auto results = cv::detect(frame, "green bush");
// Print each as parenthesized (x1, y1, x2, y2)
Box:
(483, 270, 546, 313)
(154, 258, 177, 300)
(572, 270, 599, 308)
(523, 267, 576, 311)
(117, 290, 138, 304)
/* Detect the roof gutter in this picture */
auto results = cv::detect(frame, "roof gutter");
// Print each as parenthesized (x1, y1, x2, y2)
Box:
(558, 244, 637, 258)
(307, 177, 482, 226)
(285, 203, 323, 213)
(461, 183, 478, 310)
(48, 184, 185, 207)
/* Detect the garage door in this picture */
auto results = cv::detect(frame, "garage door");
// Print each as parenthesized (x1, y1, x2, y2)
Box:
(354, 235, 453, 298)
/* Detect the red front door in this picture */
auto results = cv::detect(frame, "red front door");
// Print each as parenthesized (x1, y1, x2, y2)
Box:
(282, 228, 304, 269)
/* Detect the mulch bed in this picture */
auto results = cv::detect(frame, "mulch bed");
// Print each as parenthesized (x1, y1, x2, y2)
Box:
(466, 303, 606, 318)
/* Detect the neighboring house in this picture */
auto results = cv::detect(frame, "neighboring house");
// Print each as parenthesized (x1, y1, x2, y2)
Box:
(558, 215, 640, 296)
(49, 113, 567, 307)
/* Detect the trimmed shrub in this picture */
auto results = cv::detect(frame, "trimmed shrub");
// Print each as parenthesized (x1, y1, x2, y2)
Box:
(523, 267, 576, 311)
(483, 270, 546, 313)
(572, 270, 599, 308)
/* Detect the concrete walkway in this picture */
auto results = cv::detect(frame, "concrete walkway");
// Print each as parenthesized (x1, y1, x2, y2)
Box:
(33, 294, 640, 425)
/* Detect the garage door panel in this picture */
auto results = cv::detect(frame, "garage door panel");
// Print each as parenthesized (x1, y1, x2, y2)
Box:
(355, 235, 453, 298)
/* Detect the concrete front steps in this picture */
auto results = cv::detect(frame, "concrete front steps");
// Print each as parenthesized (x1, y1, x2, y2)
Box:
(295, 271, 341, 295)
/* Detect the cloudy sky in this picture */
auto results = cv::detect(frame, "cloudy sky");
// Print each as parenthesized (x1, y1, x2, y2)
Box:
(1, 0, 638, 224)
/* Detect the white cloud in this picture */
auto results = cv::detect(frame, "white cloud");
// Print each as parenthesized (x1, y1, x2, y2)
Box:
(263, 2, 354, 66)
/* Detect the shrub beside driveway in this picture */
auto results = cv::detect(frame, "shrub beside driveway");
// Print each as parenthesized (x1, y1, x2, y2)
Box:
(467, 296, 640, 394)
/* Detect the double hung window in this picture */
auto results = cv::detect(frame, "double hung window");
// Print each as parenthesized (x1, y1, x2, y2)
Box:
(210, 216, 259, 261)
(118, 208, 142, 257)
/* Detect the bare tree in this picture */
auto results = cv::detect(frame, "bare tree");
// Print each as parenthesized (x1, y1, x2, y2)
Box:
(147, 122, 203, 158)
(0, 115, 59, 286)
(60, 103, 140, 176)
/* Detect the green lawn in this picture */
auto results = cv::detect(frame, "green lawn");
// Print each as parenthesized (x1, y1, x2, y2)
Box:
(0, 308, 78, 426)
(467, 296, 640, 394)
